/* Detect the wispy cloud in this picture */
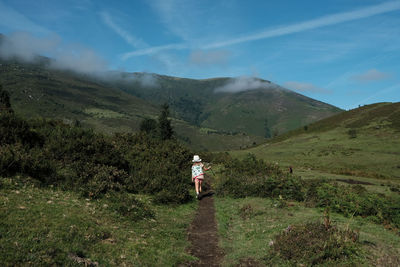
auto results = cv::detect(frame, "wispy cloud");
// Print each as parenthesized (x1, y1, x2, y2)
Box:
(284, 81, 331, 94)
(99, 11, 147, 48)
(121, 43, 187, 59)
(205, 1, 400, 49)
(189, 50, 231, 66)
(0, 1, 50, 35)
(214, 76, 273, 93)
(123, 1, 400, 57)
(350, 69, 392, 82)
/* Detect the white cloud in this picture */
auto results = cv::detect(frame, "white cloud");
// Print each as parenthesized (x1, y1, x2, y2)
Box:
(283, 81, 331, 94)
(205, 1, 400, 49)
(121, 43, 187, 59)
(0, 32, 107, 74)
(189, 50, 231, 66)
(124, 1, 400, 57)
(99, 11, 147, 49)
(0, 31, 59, 61)
(350, 69, 392, 82)
(214, 76, 273, 93)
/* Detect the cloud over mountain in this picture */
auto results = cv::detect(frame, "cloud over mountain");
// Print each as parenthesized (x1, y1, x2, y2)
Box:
(0, 32, 107, 74)
(214, 76, 273, 93)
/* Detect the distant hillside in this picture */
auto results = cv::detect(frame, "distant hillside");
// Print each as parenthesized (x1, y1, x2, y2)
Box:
(107, 73, 342, 137)
(0, 59, 265, 151)
(234, 102, 400, 179)
(0, 30, 343, 150)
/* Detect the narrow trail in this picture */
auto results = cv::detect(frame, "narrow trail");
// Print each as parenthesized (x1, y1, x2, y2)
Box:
(186, 179, 224, 266)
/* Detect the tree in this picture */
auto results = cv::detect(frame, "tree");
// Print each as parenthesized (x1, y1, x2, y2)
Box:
(0, 85, 13, 114)
(264, 118, 271, 138)
(140, 118, 157, 134)
(158, 103, 173, 140)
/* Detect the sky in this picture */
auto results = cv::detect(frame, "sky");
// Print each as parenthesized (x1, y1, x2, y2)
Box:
(0, 0, 399, 110)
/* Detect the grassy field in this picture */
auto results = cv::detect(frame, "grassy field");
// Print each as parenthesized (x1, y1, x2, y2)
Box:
(0, 177, 197, 266)
(215, 196, 400, 266)
(220, 102, 400, 266)
(232, 103, 400, 180)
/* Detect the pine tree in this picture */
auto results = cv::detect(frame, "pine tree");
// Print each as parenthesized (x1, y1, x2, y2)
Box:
(140, 118, 157, 134)
(0, 85, 13, 114)
(158, 103, 173, 140)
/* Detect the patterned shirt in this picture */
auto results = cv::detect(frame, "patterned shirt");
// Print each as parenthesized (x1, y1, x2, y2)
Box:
(192, 163, 204, 179)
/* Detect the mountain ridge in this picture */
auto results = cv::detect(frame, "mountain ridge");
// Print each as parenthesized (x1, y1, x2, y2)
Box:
(0, 43, 342, 150)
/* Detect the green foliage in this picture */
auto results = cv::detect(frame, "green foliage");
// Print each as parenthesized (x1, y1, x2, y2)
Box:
(348, 129, 357, 138)
(0, 84, 13, 113)
(139, 117, 157, 134)
(104, 192, 155, 221)
(0, 112, 43, 147)
(266, 221, 362, 266)
(305, 182, 400, 228)
(0, 111, 192, 204)
(215, 154, 304, 201)
(158, 103, 174, 140)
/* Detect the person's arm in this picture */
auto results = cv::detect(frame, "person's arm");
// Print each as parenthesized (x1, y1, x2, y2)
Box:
(203, 164, 211, 171)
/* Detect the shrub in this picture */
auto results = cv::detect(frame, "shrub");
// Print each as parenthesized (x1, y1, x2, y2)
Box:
(76, 163, 127, 199)
(0, 144, 56, 182)
(215, 154, 304, 201)
(0, 113, 44, 147)
(105, 192, 155, 221)
(112, 133, 193, 203)
(265, 221, 363, 266)
(306, 182, 400, 228)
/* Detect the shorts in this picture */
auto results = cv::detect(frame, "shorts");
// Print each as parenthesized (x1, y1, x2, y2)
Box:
(192, 175, 204, 181)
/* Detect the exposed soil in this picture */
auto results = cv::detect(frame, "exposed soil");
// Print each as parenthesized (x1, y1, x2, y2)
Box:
(336, 178, 374, 185)
(186, 178, 224, 266)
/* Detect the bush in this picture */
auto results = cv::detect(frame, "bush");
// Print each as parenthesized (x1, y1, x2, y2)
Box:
(112, 133, 193, 203)
(0, 144, 56, 183)
(0, 113, 44, 147)
(266, 221, 363, 266)
(215, 154, 304, 201)
(306, 182, 400, 228)
(75, 163, 127, 199)
(105, 192, 155, 221)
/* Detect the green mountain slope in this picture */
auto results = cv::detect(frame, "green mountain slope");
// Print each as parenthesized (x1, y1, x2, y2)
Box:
(233, 102, 400, 179)
(0, 59, 158, 133)
(109, 74, 342, 137)
(0, 59, 265, 150)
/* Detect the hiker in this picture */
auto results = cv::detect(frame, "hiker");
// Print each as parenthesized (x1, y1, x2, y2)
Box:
(192, 155, 211, 199)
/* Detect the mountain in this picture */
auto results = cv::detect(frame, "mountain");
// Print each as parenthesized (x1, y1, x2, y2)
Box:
(107, 74, 342, 137)
(0, 59, 268, 150)
(234, 102, 400, 179)
(0, 39, 342, 151)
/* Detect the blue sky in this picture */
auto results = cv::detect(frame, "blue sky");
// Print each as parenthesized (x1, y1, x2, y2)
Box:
(0, 0, 399, 109)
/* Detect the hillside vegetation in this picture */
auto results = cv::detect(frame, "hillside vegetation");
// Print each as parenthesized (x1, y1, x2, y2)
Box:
(233, 102, 400, 179)
(1, 88, 400, 265)
(0, 59, 265, 151)
(111, 73, 342, 137)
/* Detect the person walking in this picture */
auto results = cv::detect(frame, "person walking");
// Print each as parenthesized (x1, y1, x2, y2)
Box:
(191, 155, 211, 199)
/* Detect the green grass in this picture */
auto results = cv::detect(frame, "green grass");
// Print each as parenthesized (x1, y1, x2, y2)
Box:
(215, 196, 400, 266)
(233, 126, 400, 180)
(1, 58, 341, 151)
(0, 177, 197, 266)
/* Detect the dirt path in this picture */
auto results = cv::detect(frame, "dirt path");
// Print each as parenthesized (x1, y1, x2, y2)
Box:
(186, 184, 224, 266)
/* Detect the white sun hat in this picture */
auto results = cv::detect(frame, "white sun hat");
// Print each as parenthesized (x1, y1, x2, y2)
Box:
(192, 155, 202, 162)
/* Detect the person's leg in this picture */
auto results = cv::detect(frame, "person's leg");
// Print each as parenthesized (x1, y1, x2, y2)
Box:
(199, 180, 202, 193)
(195, 179, 199, 196)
